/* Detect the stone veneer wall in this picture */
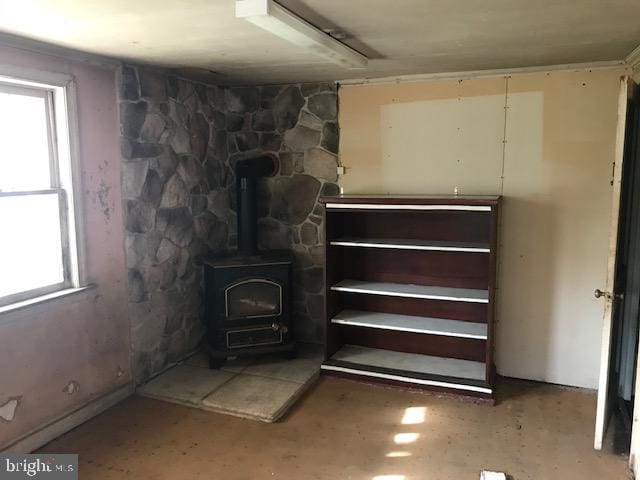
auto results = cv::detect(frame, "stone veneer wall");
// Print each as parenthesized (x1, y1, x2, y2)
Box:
(224, 83, 339, 344)
(118, 65, 338, 383)
(119, 66, 229, 383)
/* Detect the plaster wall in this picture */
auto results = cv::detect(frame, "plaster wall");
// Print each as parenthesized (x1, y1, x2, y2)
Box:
(0, 45, 130, 449)
(338, 68, 624, 388)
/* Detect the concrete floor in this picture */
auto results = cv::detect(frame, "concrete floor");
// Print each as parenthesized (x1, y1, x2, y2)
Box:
(41, 377, 630, 480)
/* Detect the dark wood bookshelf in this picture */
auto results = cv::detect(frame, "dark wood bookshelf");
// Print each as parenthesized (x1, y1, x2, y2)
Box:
(319, 195, 500, 402)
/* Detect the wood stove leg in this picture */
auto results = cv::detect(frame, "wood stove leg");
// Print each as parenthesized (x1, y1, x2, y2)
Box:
(209, 356, 226, 369)
(284, 346, 297, 360)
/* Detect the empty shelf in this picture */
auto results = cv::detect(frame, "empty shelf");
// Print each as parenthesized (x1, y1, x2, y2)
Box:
(330, 237, 490, 253)
(331, 280, 489, 303)
(331, 310, 487, 339)
(322, 345, 490, 394)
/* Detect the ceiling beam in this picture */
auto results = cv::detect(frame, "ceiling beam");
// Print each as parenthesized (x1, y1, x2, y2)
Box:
(338, 60, 629, 87)
(0, 32, 120, 70)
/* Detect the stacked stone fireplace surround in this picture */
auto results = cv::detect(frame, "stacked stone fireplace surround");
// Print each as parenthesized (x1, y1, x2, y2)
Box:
(118, 66, 339, 383)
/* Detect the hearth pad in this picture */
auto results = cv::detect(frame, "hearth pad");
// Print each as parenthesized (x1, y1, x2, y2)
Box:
(137, 344, 322, 422)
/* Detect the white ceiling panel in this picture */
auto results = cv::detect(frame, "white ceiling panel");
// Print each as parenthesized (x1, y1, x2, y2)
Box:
(0, 0, 638, 84)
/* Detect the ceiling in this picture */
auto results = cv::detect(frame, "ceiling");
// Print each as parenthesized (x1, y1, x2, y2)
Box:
(0, 0, 639, 84)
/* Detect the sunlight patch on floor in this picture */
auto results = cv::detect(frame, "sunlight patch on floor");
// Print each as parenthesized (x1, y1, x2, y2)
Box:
(393, 433, 419, 444)
(386, 451, 412, 458)
(401, 406, 426, 425)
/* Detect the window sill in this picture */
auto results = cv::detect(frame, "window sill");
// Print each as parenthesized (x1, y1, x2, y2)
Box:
(0, 285, 94, 316)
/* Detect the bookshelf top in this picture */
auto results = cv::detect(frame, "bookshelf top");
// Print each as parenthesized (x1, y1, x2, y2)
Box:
(320, 194, 501, 207)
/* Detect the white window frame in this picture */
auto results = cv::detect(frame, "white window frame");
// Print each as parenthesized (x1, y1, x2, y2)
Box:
(0, 66, 86, 308)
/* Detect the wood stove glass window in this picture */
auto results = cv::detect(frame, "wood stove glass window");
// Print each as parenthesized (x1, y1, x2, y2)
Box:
(225, 279, 282, 319)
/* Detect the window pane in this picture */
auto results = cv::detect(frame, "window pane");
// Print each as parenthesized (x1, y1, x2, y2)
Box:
(0, 90, 51, 191)
(0, 194, 64, 298)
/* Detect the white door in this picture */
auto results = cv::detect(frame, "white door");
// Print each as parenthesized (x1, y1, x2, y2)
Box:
(594, 75, 630, 450)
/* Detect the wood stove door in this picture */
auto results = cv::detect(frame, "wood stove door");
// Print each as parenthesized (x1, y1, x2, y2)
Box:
(225, 278, 282, 320)
(205, 261, 292, 353)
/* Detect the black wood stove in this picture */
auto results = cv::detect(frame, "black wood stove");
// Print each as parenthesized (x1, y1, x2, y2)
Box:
(203, 155, 295, 368)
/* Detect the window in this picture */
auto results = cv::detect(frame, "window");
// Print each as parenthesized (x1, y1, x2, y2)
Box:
(0, 74, 81, 307)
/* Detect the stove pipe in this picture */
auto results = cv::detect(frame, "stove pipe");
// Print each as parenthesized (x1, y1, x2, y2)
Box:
(235, 155, 277, 255)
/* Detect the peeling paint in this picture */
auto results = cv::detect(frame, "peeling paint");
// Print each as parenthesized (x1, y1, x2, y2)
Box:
(97, 180, 112, 220)
(62, 381, 80, 395)
(0, 397, 21, 422)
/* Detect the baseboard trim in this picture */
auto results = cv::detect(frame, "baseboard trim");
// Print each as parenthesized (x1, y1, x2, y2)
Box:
(1, 383, 134, 453)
